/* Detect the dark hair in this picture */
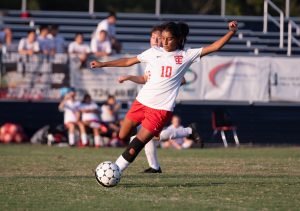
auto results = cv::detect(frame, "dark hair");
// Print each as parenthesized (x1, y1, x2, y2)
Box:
(162, 21, 189, 50)
(150, 25, 163, 35)
(50, 24, 59, 30)
(27, 29, 36, 35)
(39, 25, 48, 31)
(82, 93, 91, 103)
(74, 33, 83, 39)
(107, 11, 116, 18)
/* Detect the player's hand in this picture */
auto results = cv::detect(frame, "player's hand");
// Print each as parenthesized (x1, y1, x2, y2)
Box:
(118, 76, 128, 83)
(90, 60, 103, 69)
(228, 21, 238, 32)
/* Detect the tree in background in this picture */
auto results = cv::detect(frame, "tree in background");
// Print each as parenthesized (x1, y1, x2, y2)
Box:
(0, 0, 299, 16)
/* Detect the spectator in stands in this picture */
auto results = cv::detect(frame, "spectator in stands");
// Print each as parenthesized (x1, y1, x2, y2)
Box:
(79, 93, 104, 148)
(90, 30, 112, 57)
(68, 33, 90, 65)
(18, 30, 40, 55)
(58, 88, 88, 146)
(160, 115, 193, 150)
(1, 28, 17, 53)
(101, 95, 121, 134)
(37, 25, 55, 56)
(95, 11, 121, 53)
(47, 24, 66, 53)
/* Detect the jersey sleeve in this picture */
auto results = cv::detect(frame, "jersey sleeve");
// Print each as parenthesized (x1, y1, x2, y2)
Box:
(186, 48, 203, 63)
(137, 48, 154, 63)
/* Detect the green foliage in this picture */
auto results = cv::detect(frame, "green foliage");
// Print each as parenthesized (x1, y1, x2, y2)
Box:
(0, 0, 299, 16)
(0, 145, 299, 210)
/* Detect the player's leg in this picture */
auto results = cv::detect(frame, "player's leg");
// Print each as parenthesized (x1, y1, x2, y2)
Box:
(66, 123, 76, 146)
(77, 121, 88, 146)
(115, 126, 154, 172)
(93, 127, 103, 147)
(143, 139, 162, 173)
(159, 123, 202, 145)
(119, 117, 140, 142)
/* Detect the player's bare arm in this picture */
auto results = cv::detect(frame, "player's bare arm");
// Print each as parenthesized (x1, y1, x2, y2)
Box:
(201, 21, 238, 57)
(118, 75, 147, 84)
(90, 57, 140, 68)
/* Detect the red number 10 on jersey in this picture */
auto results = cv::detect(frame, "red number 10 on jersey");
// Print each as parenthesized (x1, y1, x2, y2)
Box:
(161, 66, 172, 78)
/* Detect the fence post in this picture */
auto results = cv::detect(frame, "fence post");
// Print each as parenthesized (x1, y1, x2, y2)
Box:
(287, 21, 291, 56)
(89, 0, 95, 15)
(221, 0, 226, 17)
(21, 0, 27, 12)
(285, 0, 290, 18)
(263, 0, 268, 33)
(155, 0, 161, 16)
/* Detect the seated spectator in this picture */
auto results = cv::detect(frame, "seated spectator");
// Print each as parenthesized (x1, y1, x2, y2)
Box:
(18, 30, 39, 55)
(47, 24, 66, 53)
(79, 93, 104, 148)
(68, 33, 90, 64)
(95, 11, 121, 53)
(37, 25, 55, 55)
(90, 30, 112, 57)
(101, 95, 121, 143)
(160, 115, 193, 150)
(58, 88, 88, 146)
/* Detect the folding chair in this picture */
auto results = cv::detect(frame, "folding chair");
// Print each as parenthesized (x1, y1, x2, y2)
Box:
(211, 109, 240, 148)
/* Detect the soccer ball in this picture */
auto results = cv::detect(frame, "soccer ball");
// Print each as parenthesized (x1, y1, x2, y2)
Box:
(95, 161, 121, 187)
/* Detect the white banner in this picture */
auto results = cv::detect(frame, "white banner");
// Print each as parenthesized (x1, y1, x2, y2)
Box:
(270, 58, 300, 102)
(70, 56, 143, 101)
(200, 56, 270, 102)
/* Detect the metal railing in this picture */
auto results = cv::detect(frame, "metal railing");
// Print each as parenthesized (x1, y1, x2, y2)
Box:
(263, 0, 284, 49)
(287, 20, 300, 56)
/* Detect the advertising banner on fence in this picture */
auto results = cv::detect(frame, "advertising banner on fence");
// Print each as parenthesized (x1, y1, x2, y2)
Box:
(200, 56, 270, 102)
(0, 54, 69, 100)
(70, 56, 143, 101)
(270, 58, 300, 102)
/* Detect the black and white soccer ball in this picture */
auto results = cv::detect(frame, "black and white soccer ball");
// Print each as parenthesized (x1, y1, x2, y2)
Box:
(95, 161, 121, 187)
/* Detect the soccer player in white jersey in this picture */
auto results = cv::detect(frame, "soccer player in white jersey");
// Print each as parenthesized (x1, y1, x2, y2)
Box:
(90, 21, 238, 175)
(79, 93, 104, 148)
(119, 25, 200, 173)
(58, 88, 88, 146)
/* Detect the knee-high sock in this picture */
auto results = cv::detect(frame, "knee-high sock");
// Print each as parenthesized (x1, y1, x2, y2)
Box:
(159, 127, 192, 142)
(68, 133, 75, 145)
(81, 133, 88, 145)
(115, 137, 145, 172)
(144, 139, 160, 170)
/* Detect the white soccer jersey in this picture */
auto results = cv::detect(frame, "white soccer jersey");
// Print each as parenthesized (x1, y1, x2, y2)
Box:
(63, 100, 80, 124)
(79, 102, 100, 122)
(68, 41, 90, 54)
(95, 19, 116, 38)
(18, 38, 40, 52)
(90, 38, 112, 54)
(136, 47, 202, 111)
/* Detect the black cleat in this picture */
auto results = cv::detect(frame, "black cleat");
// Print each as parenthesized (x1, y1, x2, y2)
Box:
(188, 123, 203, 147)
(143, 167, 162, 173)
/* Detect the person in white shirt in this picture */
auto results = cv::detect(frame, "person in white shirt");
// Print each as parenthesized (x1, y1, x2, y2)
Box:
(90, 30, 112, 57)
(68, 33, 90, 64)
(90, 21, 238, 175)
(58, 88, 88, 146)
(79, 93, 104, 148)
(119, 25, 195, 173)
(160, 115, 193, 150)
(18, 30, 40, 55)
(37, 25, 55, 56)
(47, 24, 66, 53)
(95, 11, 121, 53)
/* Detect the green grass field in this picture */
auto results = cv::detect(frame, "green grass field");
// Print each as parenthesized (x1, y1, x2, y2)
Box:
(0, 145, 299, 210)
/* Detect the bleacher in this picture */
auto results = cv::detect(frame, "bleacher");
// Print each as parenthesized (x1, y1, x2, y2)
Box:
(1, 10, 300, 56)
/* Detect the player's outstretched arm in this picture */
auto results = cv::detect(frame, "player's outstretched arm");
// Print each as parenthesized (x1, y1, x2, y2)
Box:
(201, 21, 238, 57)
(118, 75, 147, 84)
(90, 57, 140, 69)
